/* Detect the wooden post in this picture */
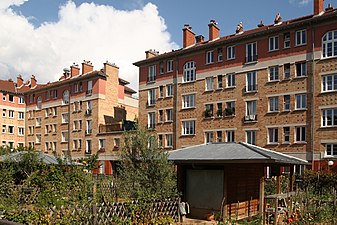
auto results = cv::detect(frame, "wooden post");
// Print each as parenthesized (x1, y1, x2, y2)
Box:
(259, 175, 265, 225)
(289, 166, 294, 213)
(276, 175, 281, 194)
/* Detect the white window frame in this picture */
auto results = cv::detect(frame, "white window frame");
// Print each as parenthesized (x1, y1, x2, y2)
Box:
(284, 32, 291, 48)
(322, 30, 337, 58)
(205, 77, 214, 91)
(62, 90, 69, 105)
(166, 84, 173, 97)
(182, 94, 195, 109)
(148, 65, 156, 82)
(246, 71, 257, 92)
(227, 73, 235, 88)
(205, 132, 213, 143)
(8, 94, 14, 103)
(159, 86, 164, 98)
(8, 125, 14, 134)
(61, 131, 68, 143)
(19, 96, 24, 104)
(283, 63, 290, 80)
(268, 128, 279, 144)
(217, 48, 223, 62)
(166, 109, 173, 122)
(269, 97, 279, 112)
(183, 61, 196, 83)
(226, 131, 235, 142)
(165, 134, 173, 147)
(269, 66, 279, 81)
(246, 130, 257, 145)
(321, 108, 337, 127)
(283, 95, 290, 111)
(322, 74, 337, 92)
(8, 110, 14, 118)
(18, 127, 24, 136)
(18, 112, 24, 120)
(206, 50, 214, 64)
(269, 36, 279, 51)
(325, 143, 337, 157)
(295, 94, 307, 110)
(167, 60, 173, 72)
(147, 89, 156, 106)
(295, 126, 306, 143)
(147, 112, 155, 129)
(182, 120, 195, 135)
(227, 45, 235, 60)
(295, 62, 306, 77)
(283, 127, 290, 143)
(295, 29, 306, 46)
(37, 96, 42, 109)
(246, 42, 257, 63)
(246, 100, 257, 116)
(62, 113, 69, 124)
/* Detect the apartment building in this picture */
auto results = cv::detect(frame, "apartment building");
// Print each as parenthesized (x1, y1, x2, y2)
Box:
(134, 0, 337, 171)
(0, 76, 36, 149)
(25, 61, 138, 174)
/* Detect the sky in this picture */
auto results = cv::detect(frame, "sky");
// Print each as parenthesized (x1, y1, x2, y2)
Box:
(1, 0, 337, 92)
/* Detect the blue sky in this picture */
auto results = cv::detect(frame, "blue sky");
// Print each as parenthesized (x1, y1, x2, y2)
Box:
(1, 0, 337, 90)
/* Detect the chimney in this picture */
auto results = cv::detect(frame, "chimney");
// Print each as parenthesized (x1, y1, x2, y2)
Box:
(195, 35, 204, 44)
(208, 20, 220, 41)
(30, 75, 37, 87)
(16, 75, 23, 87)
(70, 63, 80, 77)
(183, 24, 195, 48)
(145, 49, 159, 59)
(314, 0, 324, 15)
(82, 60, 94, 74)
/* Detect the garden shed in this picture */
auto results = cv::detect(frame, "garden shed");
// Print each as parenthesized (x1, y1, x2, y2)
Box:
(168, 142, 308, 220)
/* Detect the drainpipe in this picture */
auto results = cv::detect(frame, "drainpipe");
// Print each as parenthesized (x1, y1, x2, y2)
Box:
(174, 56, 179, 149)
(68, 84, 71, 161)
(311, 23, 315, 170)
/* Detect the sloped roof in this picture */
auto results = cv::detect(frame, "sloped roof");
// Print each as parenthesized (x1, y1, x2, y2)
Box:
(168, 142, 308, 165)
(124, 86, 136, 94)
(0, 80, 16, 93)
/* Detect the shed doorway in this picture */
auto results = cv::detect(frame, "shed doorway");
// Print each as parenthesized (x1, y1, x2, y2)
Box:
(186, 169, 224, 216)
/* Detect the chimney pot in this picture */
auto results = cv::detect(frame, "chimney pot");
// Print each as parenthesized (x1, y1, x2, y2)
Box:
(70, 63, 80, 77)
(208, 19, 220, 41)
(82, 60, 94, 74)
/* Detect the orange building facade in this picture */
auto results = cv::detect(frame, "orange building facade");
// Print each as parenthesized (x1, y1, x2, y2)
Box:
(135, 0, 337, 171)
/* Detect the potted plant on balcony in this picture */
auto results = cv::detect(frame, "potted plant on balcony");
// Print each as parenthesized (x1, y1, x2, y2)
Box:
(216, 109, 223, 117)
(204, 109, 213, 118)
(225, 107, 235, 116)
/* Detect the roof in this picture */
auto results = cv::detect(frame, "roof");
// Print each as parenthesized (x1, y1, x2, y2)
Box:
(134, 8, 337, 66)
(119, 78, 130, 85)
(0, 80, 17, 93)
(168, 142, 309, 165)
(124, 86, 136, 94)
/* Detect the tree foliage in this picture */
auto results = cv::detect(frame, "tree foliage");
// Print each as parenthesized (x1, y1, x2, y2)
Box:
(118, 128, 177, 199)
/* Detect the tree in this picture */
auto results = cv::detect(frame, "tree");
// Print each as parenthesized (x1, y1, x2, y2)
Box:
(118, 128, 177, 199)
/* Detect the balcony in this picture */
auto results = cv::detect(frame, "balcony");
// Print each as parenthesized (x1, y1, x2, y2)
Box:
(244, 84, 258, 93)
(244, 114, 258, 122)
(204, 109, 213, 118)
(98, 120, 136, 134)
(245, 54, 258, 63)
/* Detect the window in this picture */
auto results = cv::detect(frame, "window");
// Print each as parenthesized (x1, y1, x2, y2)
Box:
(268, 128, 279, 144)
(284, 63, 290, 80)
(2, 109, 6, 117)
(182, 120, 195, 135)
(269, 97, 279, 112)
(269, 66, 279, 81)
(283, 127, 290, 143)
(158, 110, 163, 122)
(114, 138, 120, 148)
(86, 140, 92, 154)
(227, 73, 235, 88)
(9, 95, 14, 103)
(246, 71, 257, 92)
(205, 77, 214, 91)
(183, 61, 196, 82)
(87, 80, 92, 96)
(2, 125, 6, 133)
(225, 101, 235, 116)
(284, 95, 290, 111)
(246, 100, 257, 116)
(217, 75, 223, 88)
(321, 108, 337, 127)
(19, 96, 24, 104)
(62, 90, 69, 105)
(167, 60, 173, 72)
(295, 126, 306, 143)
(166, 84, 173, 97)
(148, 112, 155, 129)
(182, 94, 195, 109)
(322, 31, 337, 58)
(166, 109, 173, 121)
(45, 91, 50, 101)
(45, 125, 49, 133)
(326, 143, 337, 157)
(296, 29, 306, 46)
(2, 93, 6, 101)
(8, 126, 14, 134)
(74, 101, 82, 112)
(74, 82, 79, 93)
(29, 94, 34, 103)
(295, 94, 306, 110)
(62, 113, 69, 123)
(36, 134, 41, 143)
(227, 45, 235, 60)
(205, 104, 214, 117)
(37, 96, 42, 109)
(87, 100, 92, 110)
(246, 130, 257, 145)
(51, 90, 57, 99)
(269, 36, 279, 51)
(159, 86, 164, 98)
(86, 120, 92, 134)
(226, 131, 235, 142)
(53, 107, 57, 116)
(8, 110, 14, 118)
(99, 139, 106, 149)
(166, 134, 173, 147)
(217, 48, 223, 62)
(284, 32, 290, 48)
(158, 135, 163, 147)
(205, 132, 213, 143)
(159, 62, 164, 74)
(246, 42, 257, 63)
(322, 74, 337, 92)
(216, 131, 222, 142)
(206, 51, 214, 64)
(18, 112, 24, 120)
(36, 117, 42, 127)
(147, 89, 156, 106)
(148, 65, 156, 82)
(217, 103, 223, 117)
(79, 82, 83, 92)
(295, 62, 306, 77)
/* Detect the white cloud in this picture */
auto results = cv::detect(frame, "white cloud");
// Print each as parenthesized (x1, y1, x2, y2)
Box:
(289, 0, 312, 6)
(0, 1, 178, 91)
(0, 0, 27, 10)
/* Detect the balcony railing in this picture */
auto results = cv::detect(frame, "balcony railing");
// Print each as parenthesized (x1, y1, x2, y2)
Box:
(245, 54, 258, 63)
(98, 120, 136, 134)
(244, 114, 258, 122)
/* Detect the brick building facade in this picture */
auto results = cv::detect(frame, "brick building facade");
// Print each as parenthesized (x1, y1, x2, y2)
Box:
(134, 0, 337, 171)
(24, 61, 138, 174)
